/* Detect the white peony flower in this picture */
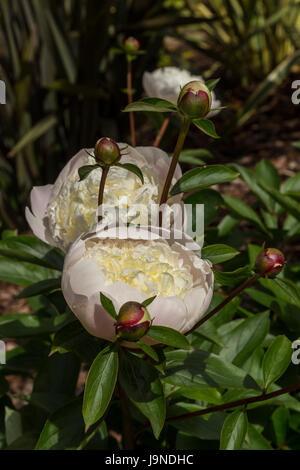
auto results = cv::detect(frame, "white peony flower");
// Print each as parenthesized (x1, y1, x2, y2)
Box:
(142, 66, 221, 117)
(25, 145, 182, 251)
(61, 225, 214, 342)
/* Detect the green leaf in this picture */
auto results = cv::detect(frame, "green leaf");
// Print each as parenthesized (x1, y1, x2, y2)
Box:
(231, 163, 275, 212)
(255, 159, 280, 191)
(0, 258, 59, 286)
(244, 423, 273, 450)
(214, 265, 252, 287)
(258, 182, 300, 221)
(8, 115, 58, 157)
(262, 335, 292, 391)
(123, 98, 177, 113)
(136, 341, 159, 362)
(82, 345, 119, 428)
(164, 349, 260, 391)
(142, 296, 156, 307)
(202, 244, 239, 264)
(192, 118, 220, 138)
(147, 325, 191, 350)
(115, 162, 144, 184)
(0, 235, 64, 270)
(170, 406, 225, 440)
(205, 78, 220, 91)
(45, 8, 76, 83)
(222, 194, 268, 233)
(170, 165, 239, 195)
(0, 312, 72, 338)
(271, 406, 289, 447)
(118, 351, 165, 439)
(231, 50, 300, 128)
(184, 189, 223, 227)
(100, 293, 117, 320)
(219, 312, 270, 367)
(260, 278, 300, 309)
(175, 387, 223, 405)
(17, 277, 61, 298)
(178, 148, 213, 165)
(51, 320, 105, 363)
(36, 399, 85, 450)
(191, 320, 224, 347)
(220, 410, 248, 450)
(78, 164, 99, 181)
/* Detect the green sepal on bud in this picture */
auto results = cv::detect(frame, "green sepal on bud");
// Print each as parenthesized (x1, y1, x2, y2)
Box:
(254, 248, 285, 278)
(177, 80, 211, 119)
(116, 301, 151, 342)
(94, 137, 121, 166)
(124, 37, 140, 55)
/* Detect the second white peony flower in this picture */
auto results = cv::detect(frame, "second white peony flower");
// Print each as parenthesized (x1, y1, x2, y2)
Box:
(61, 225, 214, 342)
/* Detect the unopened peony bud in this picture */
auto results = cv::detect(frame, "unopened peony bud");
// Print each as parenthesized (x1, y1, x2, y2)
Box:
(254, 248, 285, 278)
(124, 37, 140, 54)
(116, 301, 151, 342)
(177, 80, 211, 119)
(94, 138, 121, 166)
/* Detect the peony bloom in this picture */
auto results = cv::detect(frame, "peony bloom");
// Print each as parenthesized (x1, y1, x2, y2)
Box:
(142, 67, 221, 117)
(25, 145, 182, 251)
(61, 225, 214, 342)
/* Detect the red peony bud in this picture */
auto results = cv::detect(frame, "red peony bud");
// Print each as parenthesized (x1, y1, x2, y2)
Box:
(124, 37, 140, 54)
(116, 301, 151, 342)
(254, 248, 285, 278)
(177, 80, 211, 119)
(94, 138, 121, 165)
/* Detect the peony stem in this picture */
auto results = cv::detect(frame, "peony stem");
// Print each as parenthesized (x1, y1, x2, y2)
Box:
(98, 166, 109, 223)
(118, 379, 134, 450)
(134, 381, 300, 443)
(153, 116, 170, 147)
(159, 117, 191, 207)
(127, 59, 136, 147)
(188, 273, 261, 334)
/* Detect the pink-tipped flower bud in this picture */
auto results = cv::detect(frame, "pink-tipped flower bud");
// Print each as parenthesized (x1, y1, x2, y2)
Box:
(124, 37, 140, 54)
(254, 248, 285, 278)
(177, 80, 211, 119)
(94, 138, 121, 166)
(116, 301, 151, 342)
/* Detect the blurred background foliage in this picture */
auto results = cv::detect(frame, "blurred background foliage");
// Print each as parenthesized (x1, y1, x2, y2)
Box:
(0, 0, 299, 231)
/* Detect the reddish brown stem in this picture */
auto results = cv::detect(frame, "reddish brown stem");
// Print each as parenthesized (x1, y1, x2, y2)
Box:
(127, 59, 136, 147)
(153, 116, 170, 147)
(135, 382, 300, 443)
(98, 166, 109, 223)
(188, 273, 261, 335)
